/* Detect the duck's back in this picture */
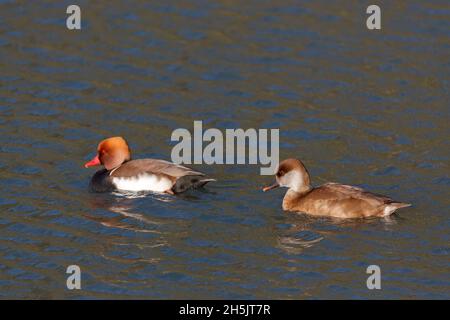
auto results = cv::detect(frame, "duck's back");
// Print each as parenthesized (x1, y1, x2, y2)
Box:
(287, 182, 410, 218)
(110, 159, 203, 178)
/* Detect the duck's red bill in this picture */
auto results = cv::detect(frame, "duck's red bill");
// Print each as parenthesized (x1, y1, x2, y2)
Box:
(84, 155, 101, 168)
(262, 182, 279, 192)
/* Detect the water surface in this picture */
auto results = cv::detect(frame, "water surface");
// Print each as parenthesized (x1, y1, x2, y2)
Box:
(0, 1, 449, 299)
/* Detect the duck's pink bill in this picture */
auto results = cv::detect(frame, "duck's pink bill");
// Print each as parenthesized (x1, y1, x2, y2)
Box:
(84, 155, 101, 168)
(263, 183, 279, 192)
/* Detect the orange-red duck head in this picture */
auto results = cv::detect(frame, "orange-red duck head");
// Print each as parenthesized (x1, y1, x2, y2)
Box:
(84, 137, 131, 170)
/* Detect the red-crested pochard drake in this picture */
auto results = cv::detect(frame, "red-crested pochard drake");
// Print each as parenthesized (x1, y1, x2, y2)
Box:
(263, 158, 411, 218)
(84, 137, 214, 194)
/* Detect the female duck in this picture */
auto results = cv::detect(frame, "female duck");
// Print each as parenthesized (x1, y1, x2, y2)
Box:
(84, 137, 214, 194)
(263, 158, 410, 218)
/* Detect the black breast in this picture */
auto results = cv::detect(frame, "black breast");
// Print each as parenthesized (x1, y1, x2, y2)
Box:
(89, 169, 116, 193)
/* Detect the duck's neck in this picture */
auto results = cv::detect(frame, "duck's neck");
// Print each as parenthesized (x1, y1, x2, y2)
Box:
(108, 161, 127, 175)
(282, 186, 312, 211)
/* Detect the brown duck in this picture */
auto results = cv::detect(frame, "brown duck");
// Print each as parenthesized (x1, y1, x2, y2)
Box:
(84, 137, 214, 194)
(263, 158, 411, 218)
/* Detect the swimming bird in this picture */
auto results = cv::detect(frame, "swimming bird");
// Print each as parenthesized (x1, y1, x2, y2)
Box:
(84, 137, 214, 193)
(263, 158, 411, 218)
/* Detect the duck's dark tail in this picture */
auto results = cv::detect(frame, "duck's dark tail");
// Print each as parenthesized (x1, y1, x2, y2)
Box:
(172, 175, 216, 194)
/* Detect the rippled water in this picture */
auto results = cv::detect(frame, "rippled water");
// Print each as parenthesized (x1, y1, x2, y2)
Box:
(0, 1, 449, 299)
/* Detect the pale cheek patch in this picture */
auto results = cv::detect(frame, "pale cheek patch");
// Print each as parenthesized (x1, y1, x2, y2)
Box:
(112, 174, 173, 192)
(281, 171, 302, 190)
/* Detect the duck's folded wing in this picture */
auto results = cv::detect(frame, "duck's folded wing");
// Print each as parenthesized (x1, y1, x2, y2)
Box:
(321, 182, 393, 204)
(110, 159, 204, 179)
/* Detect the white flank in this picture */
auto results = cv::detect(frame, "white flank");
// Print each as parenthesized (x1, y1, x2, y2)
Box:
(383, 205, 396, 217)
(112, 174, 173, 192)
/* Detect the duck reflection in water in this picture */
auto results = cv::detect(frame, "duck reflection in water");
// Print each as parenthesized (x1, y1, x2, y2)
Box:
(276, 213, 400, 255)
(84, 192, 169, 234)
